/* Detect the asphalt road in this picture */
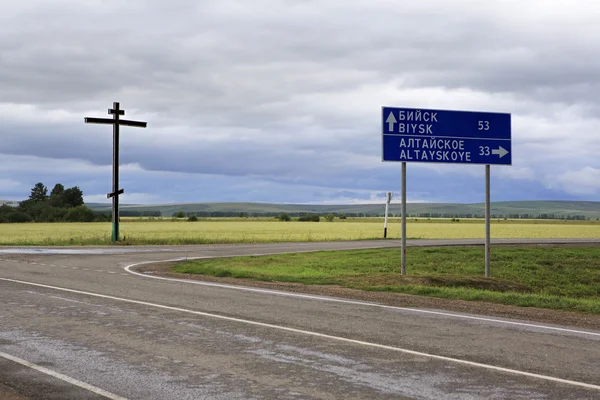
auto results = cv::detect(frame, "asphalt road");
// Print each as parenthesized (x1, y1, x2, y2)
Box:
(1, 239, 599, 399)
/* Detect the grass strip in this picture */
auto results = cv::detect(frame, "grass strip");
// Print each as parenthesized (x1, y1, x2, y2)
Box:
(173, 246, 600, 314)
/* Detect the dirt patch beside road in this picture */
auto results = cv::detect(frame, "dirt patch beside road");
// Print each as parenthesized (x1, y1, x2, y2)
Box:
(136, 262, 600, 332)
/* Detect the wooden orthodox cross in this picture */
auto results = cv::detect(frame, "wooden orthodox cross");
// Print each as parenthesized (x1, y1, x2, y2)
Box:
(84, 102, 147, 242)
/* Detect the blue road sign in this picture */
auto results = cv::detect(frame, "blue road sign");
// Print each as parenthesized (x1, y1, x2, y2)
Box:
(382, 107, 512, 165)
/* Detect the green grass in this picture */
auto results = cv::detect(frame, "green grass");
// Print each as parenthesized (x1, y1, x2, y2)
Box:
(0, 220, 598, 245)
(173, 246, 600, 314)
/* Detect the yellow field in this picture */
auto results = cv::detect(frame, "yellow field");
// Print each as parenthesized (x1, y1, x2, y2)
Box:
(0, 220, 597, 246)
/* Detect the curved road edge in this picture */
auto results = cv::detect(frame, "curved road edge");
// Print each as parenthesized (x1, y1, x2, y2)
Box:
(120, 238, 600, 332)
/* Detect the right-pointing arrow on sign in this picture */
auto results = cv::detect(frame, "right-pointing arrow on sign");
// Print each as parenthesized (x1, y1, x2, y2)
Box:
(492, 146, 509, 158)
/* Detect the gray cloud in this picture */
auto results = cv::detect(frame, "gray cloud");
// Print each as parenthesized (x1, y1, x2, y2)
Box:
(1, 0, 599, 203)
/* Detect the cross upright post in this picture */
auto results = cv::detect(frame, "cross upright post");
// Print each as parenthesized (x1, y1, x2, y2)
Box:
(85, 102, 147, 242)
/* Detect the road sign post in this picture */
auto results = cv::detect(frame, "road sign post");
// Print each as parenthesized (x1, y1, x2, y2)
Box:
(401, 162, 407, 275)
(382, 107, 511, 276)
(85, 102, 147, 242)
(485, 164, 491, 277)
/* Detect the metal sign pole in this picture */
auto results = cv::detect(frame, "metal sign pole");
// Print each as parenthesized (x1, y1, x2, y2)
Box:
(485, 164, 491, 277)
(401, 162, 407, 275)
(384, 192, 392, 238)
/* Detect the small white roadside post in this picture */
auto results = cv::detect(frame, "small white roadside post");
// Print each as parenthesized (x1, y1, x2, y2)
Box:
(384, 192, 392, 238)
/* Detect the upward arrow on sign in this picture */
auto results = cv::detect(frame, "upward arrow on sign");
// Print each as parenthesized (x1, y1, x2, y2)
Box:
(492, 146, 509, 158)
(386, 112, 397, 131)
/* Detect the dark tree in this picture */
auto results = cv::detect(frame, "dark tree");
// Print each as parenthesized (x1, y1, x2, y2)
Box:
(64, 205, 95, 222)
(278, 213, 291, 221)
(62, 187, 84, 208)
(298, 214, 320, 222)
(50, 183, 65, 197)
(49, 183, 66, 207)
(6, 211, 32, 223)
(29, 182, 48, 202)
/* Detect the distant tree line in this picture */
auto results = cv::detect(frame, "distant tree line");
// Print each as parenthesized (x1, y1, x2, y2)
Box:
(408, 213, 589, 220)
(5, 186, 593, 223)
(0, 182, 110, 223)
(168, 210, 592, 220)
(175, 211, 354, 218)
(297, 214, 321, 222)
(120, 210, 162, 217)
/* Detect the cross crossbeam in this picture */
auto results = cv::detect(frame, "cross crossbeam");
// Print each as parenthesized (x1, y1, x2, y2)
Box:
(84, 117, 147, 128)
(84, 102, 147, 242)
(107, 188, 125, 199)
(108, 108, 125, 115)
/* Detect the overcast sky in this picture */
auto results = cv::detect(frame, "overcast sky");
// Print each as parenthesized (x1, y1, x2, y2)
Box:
(2, 0, 599, 205)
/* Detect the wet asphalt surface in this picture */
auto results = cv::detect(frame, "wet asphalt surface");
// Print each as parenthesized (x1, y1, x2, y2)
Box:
(1, 239, 600, 399)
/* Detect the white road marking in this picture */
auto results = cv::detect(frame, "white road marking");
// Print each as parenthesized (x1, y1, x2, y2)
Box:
(124, 258, 600, 338)
(1, 276, 599, 391)
(0, 350, 127, 400)
(4, 252, 599, 337)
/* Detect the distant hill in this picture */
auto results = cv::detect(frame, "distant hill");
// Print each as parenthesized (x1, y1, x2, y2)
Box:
(84, 200, 600, 220)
